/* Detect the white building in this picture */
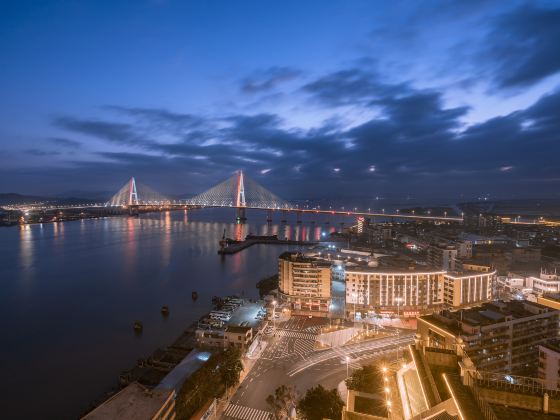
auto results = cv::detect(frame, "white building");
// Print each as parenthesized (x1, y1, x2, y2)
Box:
(530, 269, 560, 295)
(539, 340, 560, 390)
(345, 266, 445, 317)
(443, 271, 495, 307)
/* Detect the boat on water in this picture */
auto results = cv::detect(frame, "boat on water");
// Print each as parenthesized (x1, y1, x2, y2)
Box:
(161, 305, 169, 316)
(133, 321, 143, 332)
(192, 291, 198, 300)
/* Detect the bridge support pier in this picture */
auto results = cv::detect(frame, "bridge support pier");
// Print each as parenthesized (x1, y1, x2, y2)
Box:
(266, 209, 272, 223)
(129, 205, 139, 217)
(296, 211, 302, 224)
(281, 210, 287, 223)
(236, 207, 247, 223)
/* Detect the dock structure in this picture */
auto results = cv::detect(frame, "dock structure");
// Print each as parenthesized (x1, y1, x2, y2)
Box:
(218, 235, 318, 254)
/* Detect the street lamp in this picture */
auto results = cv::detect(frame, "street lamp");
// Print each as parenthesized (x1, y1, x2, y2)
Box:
(272, 300, 277, 331)
(395, 293, 403, 361)
(352, 293, 357, 323)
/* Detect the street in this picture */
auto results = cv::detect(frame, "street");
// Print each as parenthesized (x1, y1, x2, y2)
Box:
(221, 316, 414, 420)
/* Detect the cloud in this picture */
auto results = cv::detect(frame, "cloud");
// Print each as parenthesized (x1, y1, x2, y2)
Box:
(484, 4, 560, 88)
(53, 116, 151, 147)
(240, 66, 301, 93)
(48, 137, 83, 149)
(42, 70, 560, 200)
(301, 68, 409, 107)
(104, 106, 206, 132)
(25, 148, 61, 156)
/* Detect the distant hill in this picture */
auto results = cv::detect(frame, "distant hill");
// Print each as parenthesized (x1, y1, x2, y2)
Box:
(0, 193, 46, 205)
(0, 193, 101, 206)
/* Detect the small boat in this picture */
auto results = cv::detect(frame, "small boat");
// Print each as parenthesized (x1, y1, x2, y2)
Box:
(192, 291, 198, 300)
(133, 321, 143, 332)
(161, 305, 169, 316)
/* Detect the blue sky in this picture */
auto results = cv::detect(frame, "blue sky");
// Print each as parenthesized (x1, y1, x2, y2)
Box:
(1, 0, 559, 201)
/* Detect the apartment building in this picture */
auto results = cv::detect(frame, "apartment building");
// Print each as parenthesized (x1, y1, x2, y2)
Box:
(427, 243, 458, 271)
(417, 301, 559, 376)
(278, 252, 331, 314)
(443, 270, 495, 308)
(345, 264, 445, 317)
(538, 339, 560, 390)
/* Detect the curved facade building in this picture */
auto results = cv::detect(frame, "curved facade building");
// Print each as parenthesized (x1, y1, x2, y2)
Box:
(345, 267, 445, 317)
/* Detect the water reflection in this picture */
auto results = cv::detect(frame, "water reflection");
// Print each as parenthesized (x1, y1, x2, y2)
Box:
(125, 217, 137, 270)
(2, 208, 359, 420)
(162, 211, 172, 266)
(18, 224, 34, 274)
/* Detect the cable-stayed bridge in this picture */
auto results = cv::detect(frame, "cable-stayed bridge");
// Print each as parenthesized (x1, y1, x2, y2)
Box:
(10, 171, 464, 222)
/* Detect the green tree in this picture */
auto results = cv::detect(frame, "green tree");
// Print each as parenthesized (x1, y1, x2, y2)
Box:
(256, 274, 279, 297)
(297, 385, 344, 420)
(345, 364, 383, 393)
(176, 348, 243, 420)
(266, 385, 297, 420)
(218, 347, 244, 388)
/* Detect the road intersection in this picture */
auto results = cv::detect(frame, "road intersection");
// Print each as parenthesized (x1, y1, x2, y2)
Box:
(221, 316, 414, 420)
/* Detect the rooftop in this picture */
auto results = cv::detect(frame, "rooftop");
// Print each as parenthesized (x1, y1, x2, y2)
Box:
(82, 382, 173, 420)
(156, 350, 210, 393)
(540, 339, 560, 354)
(225, 325, 252, 333)
(279, 251, 332, 266)
(421, 300, 554, 330)
(226, 302, 263, 329)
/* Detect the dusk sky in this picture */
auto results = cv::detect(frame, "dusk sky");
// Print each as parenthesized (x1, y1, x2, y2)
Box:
(1, 0, 559, 201)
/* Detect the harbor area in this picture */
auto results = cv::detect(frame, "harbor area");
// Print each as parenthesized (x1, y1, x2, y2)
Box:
(195, 297, 268, 350)
(84, 295, 271, 418)
(218, 234, 318, 254)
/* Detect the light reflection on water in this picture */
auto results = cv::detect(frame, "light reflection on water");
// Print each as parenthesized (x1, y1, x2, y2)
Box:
(0, 208, 357, 419)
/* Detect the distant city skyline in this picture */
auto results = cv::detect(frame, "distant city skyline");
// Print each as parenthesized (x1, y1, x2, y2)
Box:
(1, 1, 560, 200)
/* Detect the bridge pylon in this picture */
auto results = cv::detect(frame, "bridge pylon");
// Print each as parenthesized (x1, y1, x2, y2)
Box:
(129, 205, 139, 217)
(236, 207, 247, 223)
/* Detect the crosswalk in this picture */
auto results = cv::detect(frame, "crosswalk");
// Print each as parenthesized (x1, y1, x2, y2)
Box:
(276, 330, 317, 340)
(293, 338, 315, 355)
(223, 403, 272, 420)
(304, 325, 322, 334)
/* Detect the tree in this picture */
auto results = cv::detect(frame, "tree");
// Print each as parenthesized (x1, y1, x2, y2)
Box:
(297, 385, 344, 420)
(266, 385, 297, 420)
(345, 364, 383, 394)
(256, 274, 279, 297)
(218, 347, 244, 388)
(176, 348, 243, 420)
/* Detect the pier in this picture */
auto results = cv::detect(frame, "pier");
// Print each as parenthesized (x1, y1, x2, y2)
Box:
(218, 234, 318, 254)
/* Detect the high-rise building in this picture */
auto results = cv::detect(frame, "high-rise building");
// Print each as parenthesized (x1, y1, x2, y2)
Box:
(427, 243, 458, 271)
(345, 265, 445, 317)
(538, 339, 560, 390)
(278, 252, 331, 314)
(417, 301, 559, 376)
(443, 271, 495, 308)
